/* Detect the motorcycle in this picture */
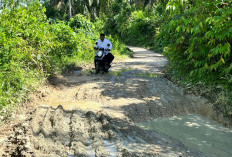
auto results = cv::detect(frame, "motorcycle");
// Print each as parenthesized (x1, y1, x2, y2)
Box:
(94, 43, 111, 74)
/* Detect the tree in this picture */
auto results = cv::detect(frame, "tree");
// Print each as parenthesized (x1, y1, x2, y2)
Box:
(69, 0, 72, 18)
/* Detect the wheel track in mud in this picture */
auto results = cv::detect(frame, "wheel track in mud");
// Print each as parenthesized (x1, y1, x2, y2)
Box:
(3, 106, 114, 156)
(3, 105, 192, 157)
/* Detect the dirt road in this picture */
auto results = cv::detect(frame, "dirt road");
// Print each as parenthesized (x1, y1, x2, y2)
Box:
(1, 47, 232, 157)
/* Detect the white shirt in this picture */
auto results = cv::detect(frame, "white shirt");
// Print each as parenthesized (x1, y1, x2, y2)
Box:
(94, 39, 112, 53)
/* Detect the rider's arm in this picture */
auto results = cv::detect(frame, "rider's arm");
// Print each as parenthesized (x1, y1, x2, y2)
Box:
(94, 41, 98, 49)
(107, 40, 112, 51)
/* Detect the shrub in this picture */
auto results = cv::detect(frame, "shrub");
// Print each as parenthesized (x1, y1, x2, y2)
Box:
(155, 0, 232, 117)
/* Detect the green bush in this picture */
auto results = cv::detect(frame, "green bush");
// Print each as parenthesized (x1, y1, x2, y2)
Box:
(103, 3, 157, 47)
(0, 2, 50, 108)
(69, 14, 94, 33)
(124, 10, 157, 46)
(108, 36, 133, 57)
(155, 0, 232, 117)
(49, 21, 95, 68)
(156, 0, 232, 85)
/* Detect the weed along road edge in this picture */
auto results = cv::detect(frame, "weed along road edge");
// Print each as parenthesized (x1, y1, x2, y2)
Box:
(1, 46, 232, 157)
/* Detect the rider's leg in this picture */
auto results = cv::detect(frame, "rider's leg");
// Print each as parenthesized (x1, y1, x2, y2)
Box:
(105, 53, 114, 65)
(103, 53, 114, 71)
(108, 53, 114, 64)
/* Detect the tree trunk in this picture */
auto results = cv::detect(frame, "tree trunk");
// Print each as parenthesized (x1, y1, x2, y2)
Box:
(69, 0, 72, 18)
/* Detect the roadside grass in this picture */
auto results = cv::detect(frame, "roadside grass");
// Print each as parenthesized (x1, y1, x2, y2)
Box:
(136, 72, 164, 78)
(109, 68, 133, 76)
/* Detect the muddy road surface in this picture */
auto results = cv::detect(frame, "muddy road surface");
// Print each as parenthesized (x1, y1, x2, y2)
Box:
(1, 47, 232, 157)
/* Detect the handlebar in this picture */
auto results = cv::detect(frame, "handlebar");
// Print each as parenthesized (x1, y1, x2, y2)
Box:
(94, 47, 111, 51)
(94, 43, 111, 51)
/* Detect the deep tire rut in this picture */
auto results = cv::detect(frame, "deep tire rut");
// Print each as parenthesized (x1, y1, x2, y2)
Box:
(2, 105, 199, 157)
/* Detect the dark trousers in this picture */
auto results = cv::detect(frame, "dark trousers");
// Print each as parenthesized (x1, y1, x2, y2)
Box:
(104, 53, 114, 64)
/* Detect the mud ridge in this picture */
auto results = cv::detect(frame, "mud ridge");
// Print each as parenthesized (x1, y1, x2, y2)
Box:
(3, 105, 202, 156)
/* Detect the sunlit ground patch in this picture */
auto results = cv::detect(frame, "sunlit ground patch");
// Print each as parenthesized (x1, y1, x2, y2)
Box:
(137, 114, 232, 157)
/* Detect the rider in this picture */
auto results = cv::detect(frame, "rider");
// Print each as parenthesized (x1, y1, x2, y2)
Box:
(94, 33, 114, 69)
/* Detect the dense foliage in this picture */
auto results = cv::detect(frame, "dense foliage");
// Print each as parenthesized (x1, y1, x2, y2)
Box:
(105, 8, 158, 46)
(156, 0, 232, 117)
(157, 0, 232, 84)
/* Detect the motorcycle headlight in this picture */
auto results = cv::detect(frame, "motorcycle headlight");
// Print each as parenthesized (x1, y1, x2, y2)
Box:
(97, 51, 103, 57)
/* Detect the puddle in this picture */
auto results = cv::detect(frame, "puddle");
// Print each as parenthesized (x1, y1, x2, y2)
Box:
(137, 114, 232, 157)
(73, 71, 83, 75)
(118, 139, 183, 156)
(104, 140, 117, 157)
(87, 144, 95, 157)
